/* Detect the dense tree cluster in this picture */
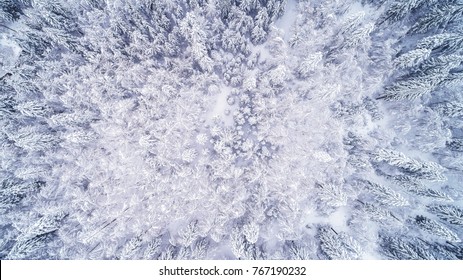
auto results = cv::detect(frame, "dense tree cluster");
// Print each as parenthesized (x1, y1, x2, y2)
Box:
(0, 0, 462, 259)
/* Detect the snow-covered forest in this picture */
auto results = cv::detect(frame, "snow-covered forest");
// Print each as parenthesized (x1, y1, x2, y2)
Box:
(1, 0, 462, 260)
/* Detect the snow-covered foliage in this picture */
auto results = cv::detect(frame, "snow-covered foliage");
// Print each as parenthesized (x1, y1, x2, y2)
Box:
(0, 0, 462, 259)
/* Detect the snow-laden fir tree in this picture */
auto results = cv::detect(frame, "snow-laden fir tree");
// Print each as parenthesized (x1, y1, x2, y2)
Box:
(380, 236, 435, 260)
(427, 204, 463, 226)
(415, 215, 460, 242)
(446, 138, 463, 152)
(409, 1, 463, 34)
(433, 101, 463, 118)
(373, 149, 446, 181)
(317, 226, 363, 260)
(0, 180, 44, 209)
(361, 180, 409, 207)
(381, 0, 429, 24)
(143, 238, 161, 260)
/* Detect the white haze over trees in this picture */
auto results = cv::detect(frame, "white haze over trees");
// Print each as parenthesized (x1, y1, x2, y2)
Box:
(0, 0, 462, 260)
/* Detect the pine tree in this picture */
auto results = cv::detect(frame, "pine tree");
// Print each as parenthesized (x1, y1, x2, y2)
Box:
(340, 12, 366, 36)
(239, 0, 259, 12)
(446, 138, 463, 152)
(297, 52, 322, 78)
(287, 241, 312, 260)
(15, 100, 52, 118)
(251, 7, 269, 44)
(265, 0, 287, 20)
(390, 174, 453, 201)
(19, 211, 67, 241)
(178, 220, 200, 247)
(251, 24, 267, 44)
(267, 65, 287, 87)
(316, 183, 348, 208)
(159, 245, 176, 260)
(379, 55, 463, 100)
(179, 11, 213, 72)
(409, 187, 453, 202)
(6, 235, 48, 260)
(427, 242, 463, 259)
(80, 0, 105, 10)
(0, 179, 44, 209)
(63, 130, 97, 145)
(441, 72, 463, 87)
(317, 226, 363, 260)
(176, 246, 191, 260)
(432, 101, 463, 118)
(342, 23, 374, 50)
(243, 222, 260, 244)
(0, 93, 16, 116)
(8, 126, 59, 152)
(241, 242, 263, 260)
(373, 149, 446, 181)
(358, 201, 397, 223)
(143, 238, 161, 260)
(190, 238, 208, 259)
(379, 79, 435, 101)
(14, 164, 51, 181)
(394, 48, 431, 69)
(409, 2, 463, 34)
(415, 215, 460, 242)
(380, 236, 435, 260)
(427, 205, 463, 226)
(120, 235, 143, 260)
(416, 33, 463, 55)
(230, 227, 246, 259)
(381, 0, 429, 24)
(49, 110, 100, 128)
(362, 180, 409, 207)
(0, 0, 22, 22)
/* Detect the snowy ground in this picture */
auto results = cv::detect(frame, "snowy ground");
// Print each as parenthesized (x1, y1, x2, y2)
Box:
(0, 35, 20, 77)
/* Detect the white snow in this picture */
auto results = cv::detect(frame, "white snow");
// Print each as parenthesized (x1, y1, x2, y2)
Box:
(275, 0, 298, 42)
(0, 35, 21, 77)
(205, 86, 235, 126)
